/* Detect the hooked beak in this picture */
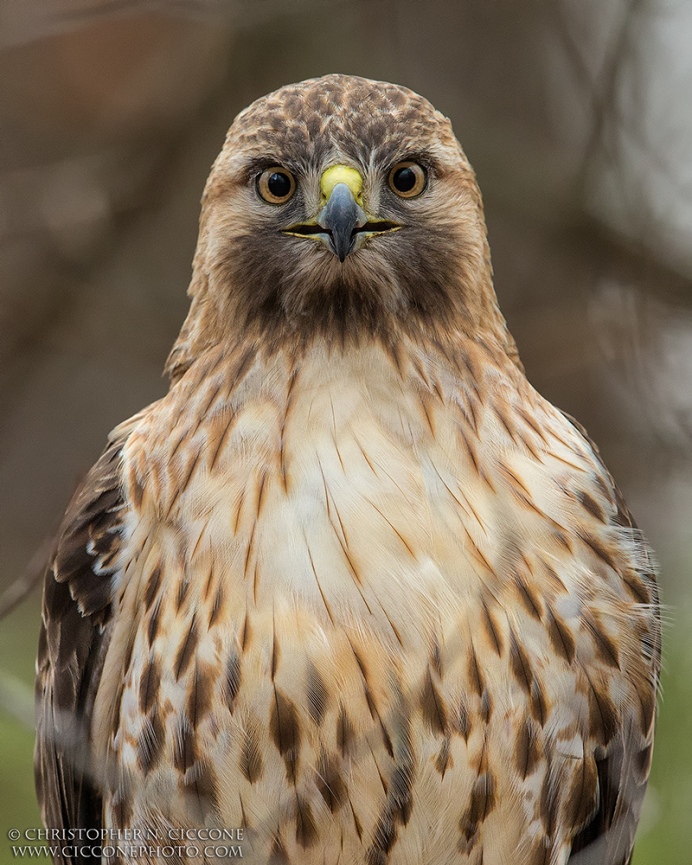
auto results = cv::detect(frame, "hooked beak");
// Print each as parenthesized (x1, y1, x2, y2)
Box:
(283, 182, 401, 262)
(317, 182, 368, 262)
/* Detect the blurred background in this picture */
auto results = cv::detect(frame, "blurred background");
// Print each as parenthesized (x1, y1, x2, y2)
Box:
(1, 0, 691, 861)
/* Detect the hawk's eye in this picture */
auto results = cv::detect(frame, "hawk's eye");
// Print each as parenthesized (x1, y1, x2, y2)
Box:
(257, 167, 296, 204)
(388, 162, 427, 198)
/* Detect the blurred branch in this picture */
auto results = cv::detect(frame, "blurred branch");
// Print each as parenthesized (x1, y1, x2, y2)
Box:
(556, 0, 648, 188)
(0, 8, 236, 413)
(0, 0, 334, 50)
(0, 536, 53, 621)
(553, 0, 692, 295)
(0, 0, 231, 49)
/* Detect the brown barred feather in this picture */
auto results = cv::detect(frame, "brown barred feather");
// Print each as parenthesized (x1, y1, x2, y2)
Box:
(35, 74, 659, 865)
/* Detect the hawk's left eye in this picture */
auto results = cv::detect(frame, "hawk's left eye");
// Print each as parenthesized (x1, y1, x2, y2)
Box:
(257, 167, 296, 204)
(388, 162, 427, 198)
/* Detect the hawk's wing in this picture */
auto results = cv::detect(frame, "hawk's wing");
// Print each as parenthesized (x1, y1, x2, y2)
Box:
(35, 420, 135, 864)
(564, 414, 661, 865)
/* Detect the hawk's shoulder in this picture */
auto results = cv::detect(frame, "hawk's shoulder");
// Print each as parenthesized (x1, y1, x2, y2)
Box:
(34, 410, 146, 861)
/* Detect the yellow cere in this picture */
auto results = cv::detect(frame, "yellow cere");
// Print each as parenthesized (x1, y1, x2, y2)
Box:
(320, 165, 364, 205)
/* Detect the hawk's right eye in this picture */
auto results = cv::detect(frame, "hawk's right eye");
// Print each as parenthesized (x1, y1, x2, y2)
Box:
(257, 168, 296, 204)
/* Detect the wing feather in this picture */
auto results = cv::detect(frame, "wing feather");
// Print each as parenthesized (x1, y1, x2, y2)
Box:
(35, 423, 133, 863)
(563, 414, 661, 865)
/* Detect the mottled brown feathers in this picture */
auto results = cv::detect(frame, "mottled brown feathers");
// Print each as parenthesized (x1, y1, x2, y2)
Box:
(35, 420, 133, 859)
(36, 74, 659, 865)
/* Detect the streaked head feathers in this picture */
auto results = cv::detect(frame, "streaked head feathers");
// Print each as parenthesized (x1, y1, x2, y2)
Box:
(166, 74, 514, 380)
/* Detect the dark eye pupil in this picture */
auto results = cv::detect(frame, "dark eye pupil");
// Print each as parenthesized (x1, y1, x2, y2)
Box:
(393, 167, 416, 192)
(268, 172, 291, 198)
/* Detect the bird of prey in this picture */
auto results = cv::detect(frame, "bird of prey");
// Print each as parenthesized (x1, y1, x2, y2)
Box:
(35, 74, 660, 865)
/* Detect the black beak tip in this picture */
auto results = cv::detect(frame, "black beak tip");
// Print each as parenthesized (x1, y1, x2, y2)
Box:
(334, 237, 352, 263)
(319, 183, 364, 263)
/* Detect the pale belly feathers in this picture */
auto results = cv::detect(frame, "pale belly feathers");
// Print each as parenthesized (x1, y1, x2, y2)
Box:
(89, 343, 656, 865)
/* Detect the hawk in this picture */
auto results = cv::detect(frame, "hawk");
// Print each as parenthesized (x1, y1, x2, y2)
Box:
(35, 75, 660, 865)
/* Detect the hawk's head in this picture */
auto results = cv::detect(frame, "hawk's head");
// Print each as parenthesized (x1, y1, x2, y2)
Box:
(167, 75, 513, 378)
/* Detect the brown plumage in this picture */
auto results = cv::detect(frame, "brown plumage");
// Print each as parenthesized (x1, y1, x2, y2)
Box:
(35, 75, 660, 865)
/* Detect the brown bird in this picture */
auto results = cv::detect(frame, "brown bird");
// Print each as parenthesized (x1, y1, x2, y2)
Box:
(35, 75, 660, 865)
